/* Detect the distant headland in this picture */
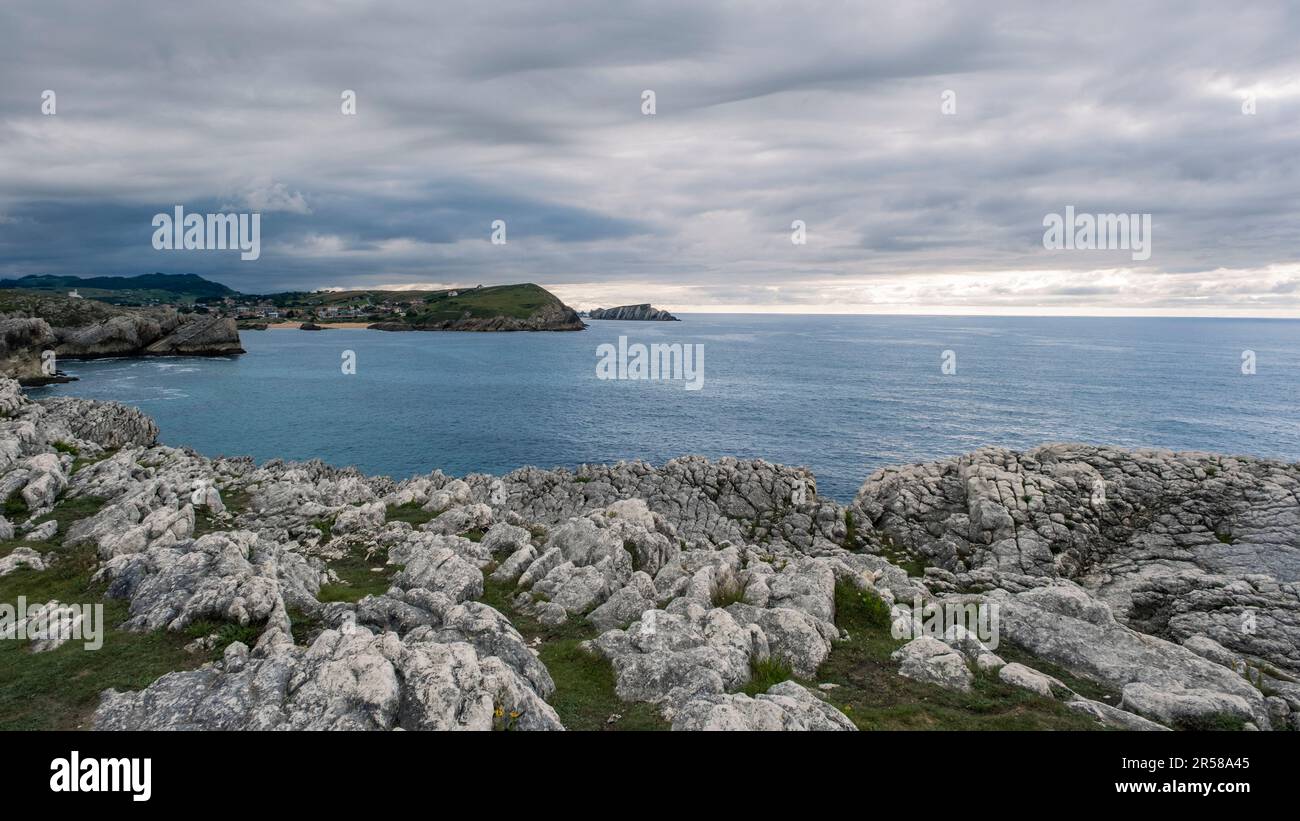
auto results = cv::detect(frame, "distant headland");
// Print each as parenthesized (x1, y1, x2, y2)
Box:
(586, 303, 679, 321)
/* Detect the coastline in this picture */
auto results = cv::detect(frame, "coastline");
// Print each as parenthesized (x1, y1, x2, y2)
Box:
(1, 378, 1297, 732)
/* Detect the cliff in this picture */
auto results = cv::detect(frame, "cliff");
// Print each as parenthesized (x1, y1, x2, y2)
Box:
(0, 291, 243, 381)
(588, 303, 679, 321)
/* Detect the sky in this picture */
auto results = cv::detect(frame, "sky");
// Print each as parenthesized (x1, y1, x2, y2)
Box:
(1, 1, 1298, 316)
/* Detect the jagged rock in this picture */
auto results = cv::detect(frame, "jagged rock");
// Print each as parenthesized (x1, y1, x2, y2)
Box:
(998, 662, 1070, 699)
(587, 572, 657, 632)
(988, 583, 1269, 728)
(724, 603, 835, 678)
(333, 501, 386, 535)
(38, 396, 160, 448)
(587, 304, 679, 322)
(671, 682, 856, 730)
(849, 444, 1300, 682)
(94, 625, 561, 731)
(94, 530, 325, 633)
(0, 318, 59, 382)
(588, 604, 768, 714)
(1066, 697, 1171, 730)
(24, 520, 57, 541)
(393, 545, 483, 603)
(0, 546, 45, 576)
(891, 636, 974, 692)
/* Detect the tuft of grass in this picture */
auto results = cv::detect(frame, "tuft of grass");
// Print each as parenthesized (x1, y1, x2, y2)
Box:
(462, 528, 485, 543)
(875, 532, 929, 577)
(741, 655, 793, 696)
(32, 494, 106, 535)
(317, 546, 395, 603)
(1173, 712, 1248, 731)
(843, 510, 862, 550)
(51, 441, 80, 456)
(310, 516, 337, 544)
(710, 576, 747, 609)
(840, 581, 892, 629)
(183, 619, 264, 661)
(3, 493, 29, 519)
(385, 501, 436, 527)
(286, 606, 324, 646)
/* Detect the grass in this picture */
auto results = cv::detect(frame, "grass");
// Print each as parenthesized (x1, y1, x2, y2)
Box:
(537, 640, 669, 731)
(310, 516, 336, 544)
(385, 501, 437, 527)
(874, 532, 930, 577)
(316, 545, 396, 603)
(3, 493, 29, 519)
(810, 581, 1108, 730)
(710, 576, 747, 608)
(741, 656, 793, 696)
(31, 494, 106, 535)
(843, 510, 862, 550)
(51, 441, 80, 456)
(1174, 712, 1249, 731)
(183, 619, 264, 661)
(479, 577, 669, 730)
(193, 486, 253, 536)
(0, 492, 199, 730)
(409, 283, 563, 323)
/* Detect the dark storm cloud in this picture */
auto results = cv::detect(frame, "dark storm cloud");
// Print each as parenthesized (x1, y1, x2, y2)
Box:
(0, 0, 1298, 313)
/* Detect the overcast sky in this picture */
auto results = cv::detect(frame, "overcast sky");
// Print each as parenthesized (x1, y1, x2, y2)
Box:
(2, 1, 1298, 315)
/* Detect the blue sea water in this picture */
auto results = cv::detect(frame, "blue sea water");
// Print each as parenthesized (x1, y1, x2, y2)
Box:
(25, 315, 1300, 502)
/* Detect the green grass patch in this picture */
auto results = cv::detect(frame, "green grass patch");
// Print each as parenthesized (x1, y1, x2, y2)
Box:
(741, 655, 793, 696)
(32, 494, 106, 535)
(874, 532, 930, 577)
(479, 578, 667, 730)
(843, 510, 862, 550)
(51, 441, 80, 456)
(385, 501, 436, 527)
(183, 619, 264, 661)
(3, 493, 30, 519)
(317, 545, 395, 603)
(537, 640, 669, 731)
(0, 502, 197, 730)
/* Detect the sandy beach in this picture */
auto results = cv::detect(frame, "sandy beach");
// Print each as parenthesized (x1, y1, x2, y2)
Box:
(265, 321, 373, 329)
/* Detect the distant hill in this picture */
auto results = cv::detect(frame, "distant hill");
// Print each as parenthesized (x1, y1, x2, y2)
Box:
(0, 273, 238, 304)
(366, 283, 586, 331)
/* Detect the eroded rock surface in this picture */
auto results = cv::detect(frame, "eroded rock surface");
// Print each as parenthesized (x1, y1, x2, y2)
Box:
(1, 378, 1295, 731)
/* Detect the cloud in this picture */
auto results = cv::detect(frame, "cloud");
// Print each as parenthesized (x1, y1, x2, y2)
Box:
(0, 0, 1297, 314)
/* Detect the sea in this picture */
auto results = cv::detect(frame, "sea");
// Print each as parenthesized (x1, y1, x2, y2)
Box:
(24, 315, 1300, 502)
